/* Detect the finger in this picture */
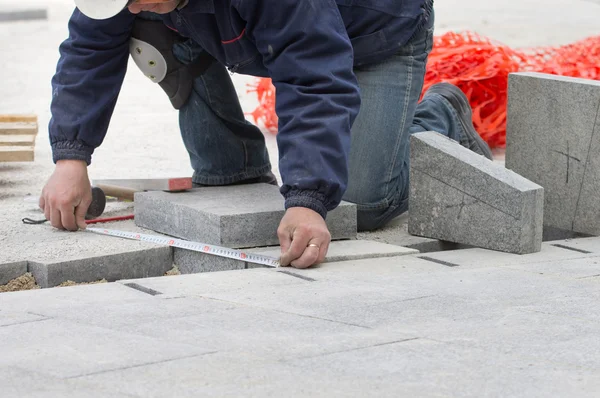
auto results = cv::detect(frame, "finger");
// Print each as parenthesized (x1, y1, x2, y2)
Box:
(60, 203, 78, 231)
(38, 194, 45, 211)
(43, 199, 51, 222)
(316, 240, 330, 264)
(75, 196, 92, 230)
(50, 208, 64, 230)
(290, 244, 320, 269)
(280, 228, 311, 266)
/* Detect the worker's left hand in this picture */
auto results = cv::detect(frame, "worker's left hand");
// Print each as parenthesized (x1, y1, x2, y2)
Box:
(278, 207, 331, 268)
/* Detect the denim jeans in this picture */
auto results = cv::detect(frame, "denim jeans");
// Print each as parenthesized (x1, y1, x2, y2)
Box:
(138, 10, 467, 231)
(343, 11, 466, 231)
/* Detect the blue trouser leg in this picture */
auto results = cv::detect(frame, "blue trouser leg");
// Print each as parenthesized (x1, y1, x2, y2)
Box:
(135, 12, 271, 185)
(343, 11, 468, 231)
(172, 41, 272, 185)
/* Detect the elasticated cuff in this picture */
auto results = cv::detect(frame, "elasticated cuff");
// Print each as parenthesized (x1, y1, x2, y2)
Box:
(51, 141, 94, 165)
(283, 188, 328, 220)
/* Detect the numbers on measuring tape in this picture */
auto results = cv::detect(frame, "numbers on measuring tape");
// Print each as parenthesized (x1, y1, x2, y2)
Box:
(86, 227, 279, 267)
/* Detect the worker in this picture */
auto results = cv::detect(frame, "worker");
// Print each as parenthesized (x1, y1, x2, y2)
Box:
(40, 0, 492, 268)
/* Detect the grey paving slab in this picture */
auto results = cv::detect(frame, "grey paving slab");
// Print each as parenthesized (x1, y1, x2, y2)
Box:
(0, 309, 47, 327)
(29, 246, 172, 288)
(408, 131, 544, 254)
(545, 236, 600, 254)
(74, 338, 600, 398)
(358, 213, 464, 253)
(117, 267, 305, 298)
(116, 300, 413, 361)
(0, 282, 159, 315)
(0, 260, 27, 285)
(0, 318, 213, 379)
(173, 247, 246, 274)
(0, 366, 137, 398)
(1, 220, 175, 287)
(134, 184, 357, 248)
(504, 256, 600, 280)
(249, 239, 418, 263)
(416, 241, 597, 269)
(506, 72, 600, 236)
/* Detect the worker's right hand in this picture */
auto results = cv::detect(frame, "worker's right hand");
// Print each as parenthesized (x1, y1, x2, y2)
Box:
(39, 159, 92, 231)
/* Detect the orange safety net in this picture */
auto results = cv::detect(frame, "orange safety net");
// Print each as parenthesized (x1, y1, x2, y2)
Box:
(247, 32, 600, 148)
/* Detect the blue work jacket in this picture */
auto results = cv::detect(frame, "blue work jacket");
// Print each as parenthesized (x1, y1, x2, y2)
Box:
(49, 0, 433, 219)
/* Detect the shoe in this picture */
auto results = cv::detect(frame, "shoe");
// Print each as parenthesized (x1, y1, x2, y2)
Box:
(425, 83, 493, 160)
(193, 171, 278, 188)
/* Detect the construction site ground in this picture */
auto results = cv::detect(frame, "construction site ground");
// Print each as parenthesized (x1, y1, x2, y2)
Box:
(1, 0, 600, 396)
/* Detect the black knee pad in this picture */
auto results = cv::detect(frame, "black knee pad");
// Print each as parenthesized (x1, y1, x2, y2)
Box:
(130, 19, 216, 109)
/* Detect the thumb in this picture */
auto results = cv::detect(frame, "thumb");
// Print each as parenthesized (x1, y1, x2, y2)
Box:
(277, 227, 293, 267)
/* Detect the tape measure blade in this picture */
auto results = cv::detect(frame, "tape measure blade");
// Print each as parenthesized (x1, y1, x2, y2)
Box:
(86, 227, 279, 267)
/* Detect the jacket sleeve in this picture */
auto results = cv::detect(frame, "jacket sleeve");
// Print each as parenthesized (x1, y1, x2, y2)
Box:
(232, 0, 361, 219)
(49, 8, 135, 165)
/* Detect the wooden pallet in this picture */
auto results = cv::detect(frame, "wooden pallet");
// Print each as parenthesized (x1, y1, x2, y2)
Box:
(0, 114, 37, 162)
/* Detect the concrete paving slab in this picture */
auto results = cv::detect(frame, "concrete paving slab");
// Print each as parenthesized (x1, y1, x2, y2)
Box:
(0, 221, 175, 288)
(545, 236, 600, 254)
(29, 246, 172, 288)
(173, 247, 246, 274)
(0, 282, 159, 314)
(0, 318, 213, 379)
(408, 131, 544, 254)
(134, 184, 357, 248)
(415, 242, 597, 269)
(506, 72, 600, 236)
(0, 260, 27, 285)
(117, 267, 306, 298)
(0, 366, 137, 398)
(250, 240, 418, 263)
(74, 337, 600, 398)
(357, 213, 468, 253)
(504, 256, 600, 280)
(0, 309, 47, 327)
(115, 301, 414, 361)
(174, 239, 418, 274)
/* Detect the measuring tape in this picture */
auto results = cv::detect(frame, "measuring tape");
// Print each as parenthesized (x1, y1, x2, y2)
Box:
(86, 227, 280, 268)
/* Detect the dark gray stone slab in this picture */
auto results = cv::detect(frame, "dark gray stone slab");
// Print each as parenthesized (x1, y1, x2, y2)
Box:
(173, 248, 246, 274)
(29, 247, 173, 288)
(506, 72, 600, 236)
(135, 184, 357, 248)
(358, 213, 471, 253)
(408, 131, 544, 254)
(0, 261, 27, 285)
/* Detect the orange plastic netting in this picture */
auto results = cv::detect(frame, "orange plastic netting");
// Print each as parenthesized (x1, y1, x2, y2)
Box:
(247, 32, 600, 149)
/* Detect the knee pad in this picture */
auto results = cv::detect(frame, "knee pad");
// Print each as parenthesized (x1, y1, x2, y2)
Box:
(129, 19, 216, 109)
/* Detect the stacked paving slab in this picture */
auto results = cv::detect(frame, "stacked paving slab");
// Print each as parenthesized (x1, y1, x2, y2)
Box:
(506, 72, 600, 238)
(408, 72, 600, 253)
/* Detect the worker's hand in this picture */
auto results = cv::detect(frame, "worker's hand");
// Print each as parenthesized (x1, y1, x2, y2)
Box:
(278, 207, 331, 268)
(39, 159, 92, 231)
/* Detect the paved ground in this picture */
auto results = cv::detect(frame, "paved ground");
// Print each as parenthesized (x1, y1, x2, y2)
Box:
(3, 237, 600, 396)
(1, 0, 600, 396)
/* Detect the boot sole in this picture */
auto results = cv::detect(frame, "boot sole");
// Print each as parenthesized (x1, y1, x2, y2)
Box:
(427, 83, 493, 160)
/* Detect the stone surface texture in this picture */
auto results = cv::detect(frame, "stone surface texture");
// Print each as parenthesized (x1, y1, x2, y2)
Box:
(134, 184, 357, 248)
(506, 72, 600, 236)
(0, 261, 27, 285)
(408, 131, 544, 254)
(0, 220, 175, 288)
(251, 240, 418, 263)
(2, 237, 600, 396)
(29, 247, 172, 288)
(173, 248, 246, 274)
